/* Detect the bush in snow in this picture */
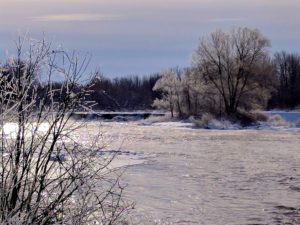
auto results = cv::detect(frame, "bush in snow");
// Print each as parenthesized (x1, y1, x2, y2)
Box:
(268, 114, 289, 126)
(192, 113, 241, 130)
(141, 114, 174, 125)
(191, 113, 214, 128)
(206, 119, 241, 130)
(235, 110, 269, 126)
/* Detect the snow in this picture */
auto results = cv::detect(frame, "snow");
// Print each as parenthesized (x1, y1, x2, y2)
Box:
(1, 122, 50, 138)
(2, 123, 19, 136)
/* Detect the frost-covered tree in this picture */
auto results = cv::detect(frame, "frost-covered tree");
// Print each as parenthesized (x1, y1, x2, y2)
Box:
(192, 27, 273, 114)
(0, 37, 130, 225)
(180, 68, 219, 116)
(152, 69, 182, 117)
(152, 68, 219, 118)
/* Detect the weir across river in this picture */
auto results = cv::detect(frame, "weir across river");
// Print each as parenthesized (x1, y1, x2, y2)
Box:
(70, 112, 166, 120)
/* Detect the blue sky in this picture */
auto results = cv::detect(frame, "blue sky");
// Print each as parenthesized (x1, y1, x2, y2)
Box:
(0, 0, 299, 77)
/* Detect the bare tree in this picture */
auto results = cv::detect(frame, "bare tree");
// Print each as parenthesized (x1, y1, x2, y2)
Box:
(152, 68, 220, 118)
(180, 68, 218, 117)
(0, 37, 130, 224)
(152, 69, 182, 118)
(192, 27, 272, 114)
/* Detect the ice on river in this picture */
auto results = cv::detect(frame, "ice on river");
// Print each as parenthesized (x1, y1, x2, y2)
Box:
(2, 120, 300, 224)
(88, 121, 300, 225)
(2, 122, 50, 138)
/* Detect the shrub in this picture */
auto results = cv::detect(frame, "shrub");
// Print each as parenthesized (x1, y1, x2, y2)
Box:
(253, 111, 269, 122)
(235, 110, 268, 126)
(206, 118, 239, 130)
(191, 113, 214, 128)
(141, 114, 174, 125)
(268, 115, 289, 126)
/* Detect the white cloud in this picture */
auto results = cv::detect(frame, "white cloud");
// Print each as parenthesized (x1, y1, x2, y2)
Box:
(209, 18, 244, 23)
(31, 13, 121, 22)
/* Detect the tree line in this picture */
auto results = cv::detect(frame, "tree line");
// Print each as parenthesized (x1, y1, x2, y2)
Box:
(85, 72, 161, 111)
(1, 27, 300, 116)
(153, 27, 300, 120)
(0, 65, 161, 112)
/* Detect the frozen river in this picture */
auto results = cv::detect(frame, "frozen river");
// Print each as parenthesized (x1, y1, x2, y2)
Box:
(83, 121, 300, 224)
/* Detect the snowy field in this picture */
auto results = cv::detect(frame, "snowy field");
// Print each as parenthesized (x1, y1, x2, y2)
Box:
(79, 120, 300, 225)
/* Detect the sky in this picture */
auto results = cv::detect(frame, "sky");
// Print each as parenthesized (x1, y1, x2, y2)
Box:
(0, 0, 299, 77)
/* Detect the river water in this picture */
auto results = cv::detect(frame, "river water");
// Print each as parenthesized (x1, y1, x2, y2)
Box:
(95, 122, 300, 225)
(2, 120, 299, 224)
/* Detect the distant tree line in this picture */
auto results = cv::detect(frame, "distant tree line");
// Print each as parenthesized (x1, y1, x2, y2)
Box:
(1, 27, 300, 115)
(85, 72, 161, 111)
(269, 51, 300, 109)
(0, 66, 161, 112)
